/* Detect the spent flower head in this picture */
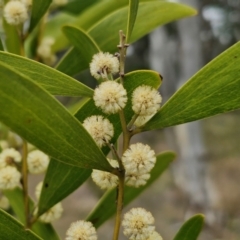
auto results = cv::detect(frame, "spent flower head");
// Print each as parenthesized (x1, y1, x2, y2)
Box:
(0, 148, 21, 169)
(93, 81, 127, 114)
(91, 159, 119, 189)
(90, 52, 119, 80)
(3, 1, 28, 25)
(27, 150, 49, 174)
(122, 143, 156, 174)
(83, 115, 114, 148)
(122, 208, 155, 240)
(0, 166, 21, 190)
(66, 220, 97, 240)
(132, 85, 162, 116)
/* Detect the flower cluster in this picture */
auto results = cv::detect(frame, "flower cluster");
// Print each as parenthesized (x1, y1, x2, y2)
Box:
(122, 208, 162, 240)
(123, 143, 156, 188)
(0, 148, 22, 190)
(87, 51, 162, 239)
(3, 0, 29, 25)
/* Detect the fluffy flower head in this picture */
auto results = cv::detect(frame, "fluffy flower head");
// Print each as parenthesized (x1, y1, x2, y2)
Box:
(91, 159, 119, 189)
(122, 208, 155, 240)
(94, 81, 127, 114)
(132, 85, 162, 116)
(90, 52, 119, 79)
(38, 202, 63, 223)
(0, 148, 21, 169)
(0, 166, 21, 190)
(83, 115, 114, 148)
(3, 1, 28, 25)
(122, 143, 156, 174)
(147, 231, 163, 240)
(27, 150, 49, 174)
(125, 170, 150, 188)
(66, 220, 97, 240)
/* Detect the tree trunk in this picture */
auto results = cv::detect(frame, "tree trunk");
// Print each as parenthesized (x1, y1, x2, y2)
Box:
(148, 0, 221, 233)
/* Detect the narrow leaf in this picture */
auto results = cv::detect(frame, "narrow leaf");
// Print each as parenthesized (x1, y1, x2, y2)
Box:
(0, 209, 42, 240)
(0, 62, 111, 171)
(89, 2, 196, 52)
(0, 38, 4, 51)
(144, 42, 240, 131)
(126, 0, 139, 42)
(57, 1, 196, 76)
(4, 188, 59, 240)
(37, 70, 162, 215)
(0, 51, 93, 97)
(57, 26, 100, 74)
(29, 0, 52, 32)
(87, 151, 175, 228)
(51, 0, 158, 52)
(173, 214, 205, 240)
(61, 0, 101, 15)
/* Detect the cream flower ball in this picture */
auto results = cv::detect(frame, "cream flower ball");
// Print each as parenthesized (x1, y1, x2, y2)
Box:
(91, 159, 119, 189)
(66, 220, 97, 240)
(90, 52, 119, 80)
(38, 203, 63, 223)
(122, 208, 155, 240)
(122, 143, 156, 174)
(147, 231, 163, 240)
(0, 166, 21, 190)
(3, 1, 28, 25)
(83, 115, 114, 148)
(93, 81, 127, 114)
(0, 148, 21, 169)
(125, 169, 150, 188)
(132, 85, 162, 116)
(27, 150, 49, 174)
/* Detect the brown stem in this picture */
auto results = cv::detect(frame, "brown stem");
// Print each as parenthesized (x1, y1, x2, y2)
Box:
(22, 140, 30, 228)
(112, 170, 125, 240)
